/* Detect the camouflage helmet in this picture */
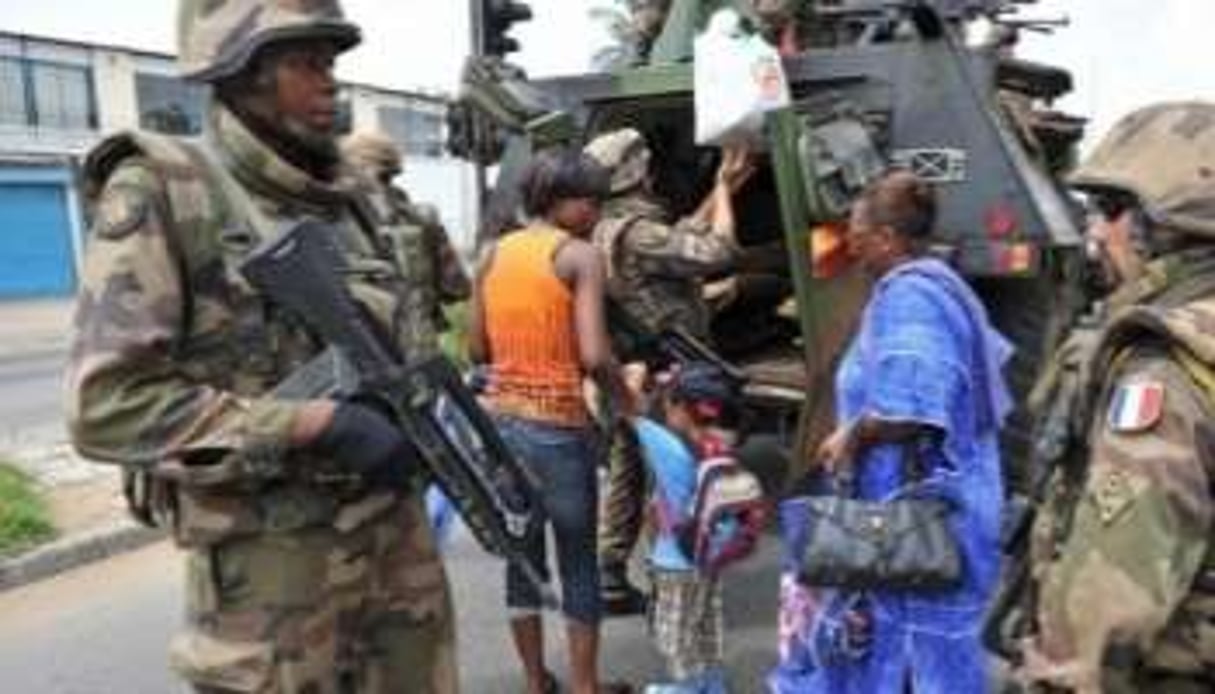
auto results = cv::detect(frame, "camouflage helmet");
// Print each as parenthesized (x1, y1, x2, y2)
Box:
(750, 0, 795, 24)
(177, 0, 362, 83)
(632, 0, 672, 40)
(1071, 101, 1215, 238)
(341, 131, 402, 177)
(584, 128, 651, 195)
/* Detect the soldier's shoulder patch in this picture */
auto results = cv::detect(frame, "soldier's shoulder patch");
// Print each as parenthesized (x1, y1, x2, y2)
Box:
(94, 185, 150, 240)
(1106, 380, 1165, 433)
(1089, 466, 1146, 526)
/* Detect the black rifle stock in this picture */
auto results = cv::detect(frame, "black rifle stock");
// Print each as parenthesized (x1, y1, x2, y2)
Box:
(983, 364, 1079, 661)
(241, 220, 556, 608)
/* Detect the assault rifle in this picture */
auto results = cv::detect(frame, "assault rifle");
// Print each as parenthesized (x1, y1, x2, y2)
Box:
(605, 296, 747, 390)
(983, 343, 1086, 661)
(241, 220, 556, 607)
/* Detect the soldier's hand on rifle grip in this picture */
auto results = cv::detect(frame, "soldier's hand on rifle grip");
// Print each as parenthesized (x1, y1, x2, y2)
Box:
(309, 401, 416, 487)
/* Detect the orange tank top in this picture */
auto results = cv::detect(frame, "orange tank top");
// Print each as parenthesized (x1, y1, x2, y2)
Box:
(482, 226, 587, 427)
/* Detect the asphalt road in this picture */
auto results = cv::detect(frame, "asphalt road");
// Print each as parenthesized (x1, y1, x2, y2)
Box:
(0, 530, 782, 693)
(0, 349, 69, 450)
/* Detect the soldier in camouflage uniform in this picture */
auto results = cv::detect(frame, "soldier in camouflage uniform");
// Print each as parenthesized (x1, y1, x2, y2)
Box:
(340, 131, 471, 359)
(66, 2, 456, 691)
(1011, 102, 1215, 693)
(584, 128, 753, 340)
(583, 128, 753, 613)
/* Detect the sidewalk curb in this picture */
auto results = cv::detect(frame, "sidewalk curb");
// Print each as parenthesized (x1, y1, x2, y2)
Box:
(0, 519, 166, 592)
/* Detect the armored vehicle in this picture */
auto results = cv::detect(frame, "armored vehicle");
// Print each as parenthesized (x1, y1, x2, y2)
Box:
(450, 0, 1088, 493)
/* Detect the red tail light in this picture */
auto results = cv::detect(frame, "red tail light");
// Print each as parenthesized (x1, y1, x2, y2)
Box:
(984, 202, 1019, 239)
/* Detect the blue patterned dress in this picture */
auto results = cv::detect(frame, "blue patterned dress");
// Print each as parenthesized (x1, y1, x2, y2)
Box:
(772, 258, 1012, 694)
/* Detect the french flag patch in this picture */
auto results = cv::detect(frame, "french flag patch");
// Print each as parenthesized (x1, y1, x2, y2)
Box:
(1107, 381, 1165, 433)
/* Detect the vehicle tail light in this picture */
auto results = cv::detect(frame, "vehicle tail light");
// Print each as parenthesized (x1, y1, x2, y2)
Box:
(984, 202, 1019, 239)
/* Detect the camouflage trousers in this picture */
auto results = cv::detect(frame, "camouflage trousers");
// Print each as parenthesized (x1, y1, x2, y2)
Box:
(170, 492, 457, 693)
(597, 423, 647, 571)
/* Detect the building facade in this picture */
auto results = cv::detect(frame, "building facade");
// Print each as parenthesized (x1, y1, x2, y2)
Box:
(0, 31, 476, 299)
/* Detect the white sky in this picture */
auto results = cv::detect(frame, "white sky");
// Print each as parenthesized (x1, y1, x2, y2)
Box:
(1019, 0, 1215, 145)
(3, 0, 1215, 143)
(0, 0, 605, 93)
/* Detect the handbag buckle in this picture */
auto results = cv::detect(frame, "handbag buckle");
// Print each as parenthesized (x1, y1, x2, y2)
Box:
(866, 512, 886, 536)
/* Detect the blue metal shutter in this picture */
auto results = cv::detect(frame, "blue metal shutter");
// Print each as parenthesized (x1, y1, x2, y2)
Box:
(0, 183, 75, 297)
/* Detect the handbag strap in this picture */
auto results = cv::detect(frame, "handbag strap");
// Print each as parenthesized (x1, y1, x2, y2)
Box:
(835, 427, 945, 497)
(901, 434, 928, 485)
(901, 428, 946, 485)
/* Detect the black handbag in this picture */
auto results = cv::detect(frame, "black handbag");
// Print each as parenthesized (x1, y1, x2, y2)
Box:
(800, 434, 962, 591)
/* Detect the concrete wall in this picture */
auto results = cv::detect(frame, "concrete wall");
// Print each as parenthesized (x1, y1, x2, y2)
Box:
(93, 49, 138, 134)
(397, 158, 480, 253)
(0, 35, 99, 157)
(347, 85, 382, 135)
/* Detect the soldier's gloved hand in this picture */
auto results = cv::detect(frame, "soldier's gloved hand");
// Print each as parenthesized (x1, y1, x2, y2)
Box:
(311, 401, 415, 488)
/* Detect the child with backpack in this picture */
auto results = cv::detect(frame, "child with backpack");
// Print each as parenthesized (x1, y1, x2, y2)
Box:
(632, 363, 767, 694)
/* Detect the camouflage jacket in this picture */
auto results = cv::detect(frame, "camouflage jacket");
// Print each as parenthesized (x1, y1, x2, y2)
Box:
(348, 174, 470, 359)
(593, 194, 740, 339)
(67, 103, 428, 546)
(1022, 253, 1215, 691)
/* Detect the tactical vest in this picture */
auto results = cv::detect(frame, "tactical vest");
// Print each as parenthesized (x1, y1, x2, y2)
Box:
(86, 130, 323, 446)
(1037, 279, 1215, 682)
(594, 210, 707, 337)
(85, 130, 407, 546)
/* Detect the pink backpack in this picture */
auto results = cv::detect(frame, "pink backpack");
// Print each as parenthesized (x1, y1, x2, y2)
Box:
(684, 456, 768, 575)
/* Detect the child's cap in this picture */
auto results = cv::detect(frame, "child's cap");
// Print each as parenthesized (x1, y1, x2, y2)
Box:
(670, 362, 737, 420)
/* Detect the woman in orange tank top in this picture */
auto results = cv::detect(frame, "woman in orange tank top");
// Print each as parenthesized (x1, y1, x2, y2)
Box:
(471, 148, 631, 694)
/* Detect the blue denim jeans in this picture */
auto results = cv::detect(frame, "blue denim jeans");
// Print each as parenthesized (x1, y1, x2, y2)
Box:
(495, 415, 602, 624)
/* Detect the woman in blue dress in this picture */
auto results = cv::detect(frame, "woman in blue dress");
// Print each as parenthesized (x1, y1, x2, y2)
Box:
(797, 171, 1013, 693)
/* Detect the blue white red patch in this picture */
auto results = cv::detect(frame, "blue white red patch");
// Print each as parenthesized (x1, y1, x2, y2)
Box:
(1107, 381, 1165, 433)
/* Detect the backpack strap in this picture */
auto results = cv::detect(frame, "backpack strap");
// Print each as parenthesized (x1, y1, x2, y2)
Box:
(596, 213, 646, 288)
(689, 456, 736, 531)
